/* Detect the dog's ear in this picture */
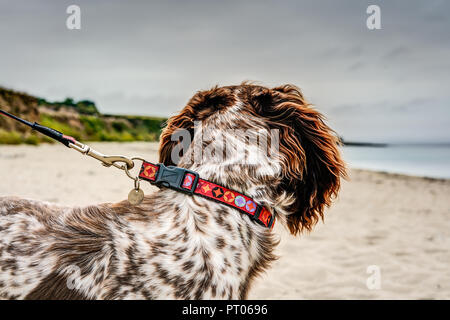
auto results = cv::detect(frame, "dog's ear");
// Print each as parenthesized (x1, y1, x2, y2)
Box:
(258, 85, 347, 235)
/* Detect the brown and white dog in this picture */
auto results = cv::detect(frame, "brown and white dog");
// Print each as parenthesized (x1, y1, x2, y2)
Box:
(0, 83, 346, 299)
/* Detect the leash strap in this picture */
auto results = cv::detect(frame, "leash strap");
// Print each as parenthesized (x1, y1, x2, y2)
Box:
(138, 161, 275, 229)
(0, 109, 77, 147)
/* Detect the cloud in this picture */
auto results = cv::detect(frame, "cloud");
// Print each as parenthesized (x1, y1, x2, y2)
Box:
(381, 46, 410, 60)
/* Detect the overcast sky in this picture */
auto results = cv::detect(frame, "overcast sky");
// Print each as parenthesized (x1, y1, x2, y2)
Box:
(0, 0, 449, 143)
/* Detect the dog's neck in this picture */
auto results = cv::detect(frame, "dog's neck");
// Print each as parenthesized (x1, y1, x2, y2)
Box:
(175, 118, 290, 213)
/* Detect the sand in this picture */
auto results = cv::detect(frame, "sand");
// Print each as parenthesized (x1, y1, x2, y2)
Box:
(0, 142, 449, 299)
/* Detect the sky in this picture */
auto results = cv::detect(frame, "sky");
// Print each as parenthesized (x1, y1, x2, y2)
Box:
(0, 0, 449, 143)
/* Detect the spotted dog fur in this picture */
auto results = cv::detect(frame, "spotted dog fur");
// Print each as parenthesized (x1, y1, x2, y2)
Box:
(0, 84, 346, 299)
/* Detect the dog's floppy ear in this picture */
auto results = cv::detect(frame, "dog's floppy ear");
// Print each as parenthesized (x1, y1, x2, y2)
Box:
(257, 85, 347, 235)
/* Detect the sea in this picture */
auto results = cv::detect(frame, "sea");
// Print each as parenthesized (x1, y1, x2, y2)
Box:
(341, 144, 450, 179)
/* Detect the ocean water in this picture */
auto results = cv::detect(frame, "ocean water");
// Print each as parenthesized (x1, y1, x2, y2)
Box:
(341, 145, 450, 179)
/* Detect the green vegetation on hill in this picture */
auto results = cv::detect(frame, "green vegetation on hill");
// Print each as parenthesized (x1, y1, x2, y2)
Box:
(38, 97, 100, 115)
(37, 114, 165, 143)
(0, 129, 41, 145)
(0, 87, 167, 145)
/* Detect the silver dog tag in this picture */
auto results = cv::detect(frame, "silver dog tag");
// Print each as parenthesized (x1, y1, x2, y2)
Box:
(128, 188, 144, 205)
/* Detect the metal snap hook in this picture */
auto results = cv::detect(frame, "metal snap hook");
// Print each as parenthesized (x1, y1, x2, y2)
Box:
(124, 157, 146, 181)
(134, 176, 140, 190)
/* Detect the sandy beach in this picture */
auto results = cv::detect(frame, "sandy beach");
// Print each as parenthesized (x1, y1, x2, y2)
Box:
(0, 142, 449, 299)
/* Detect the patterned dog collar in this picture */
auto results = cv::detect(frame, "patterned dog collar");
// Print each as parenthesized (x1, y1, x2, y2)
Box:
(138, 161, 275, 229)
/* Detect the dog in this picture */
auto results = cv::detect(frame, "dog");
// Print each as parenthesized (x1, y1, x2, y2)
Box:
(0, 83, 346, 299)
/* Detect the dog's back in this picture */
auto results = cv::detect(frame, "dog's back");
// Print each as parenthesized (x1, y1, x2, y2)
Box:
(0, 197, 64, 299)
(0, 192, 276, 300)
(0, 196, 114, 299)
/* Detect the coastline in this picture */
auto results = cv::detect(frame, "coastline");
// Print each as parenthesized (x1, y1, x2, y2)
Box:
(342, 144, 450, 180)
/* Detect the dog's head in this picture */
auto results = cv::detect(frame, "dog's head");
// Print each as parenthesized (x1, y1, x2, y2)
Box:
(159, 83, 346, 235)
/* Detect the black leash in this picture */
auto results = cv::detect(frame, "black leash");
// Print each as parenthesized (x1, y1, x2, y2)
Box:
(0, 108, 76, 147)
(0, 107, 134, 170)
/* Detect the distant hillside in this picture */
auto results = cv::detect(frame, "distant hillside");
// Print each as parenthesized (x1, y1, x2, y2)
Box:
(340, 137, 388, 148)
(0, 87, 167, 145)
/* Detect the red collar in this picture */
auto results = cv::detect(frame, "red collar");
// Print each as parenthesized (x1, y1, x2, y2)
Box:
(138, 161, 275, 229)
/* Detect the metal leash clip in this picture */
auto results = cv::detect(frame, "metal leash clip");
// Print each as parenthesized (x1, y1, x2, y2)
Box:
(68, 140, 135, 171)
(69, 141, 146, 205)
